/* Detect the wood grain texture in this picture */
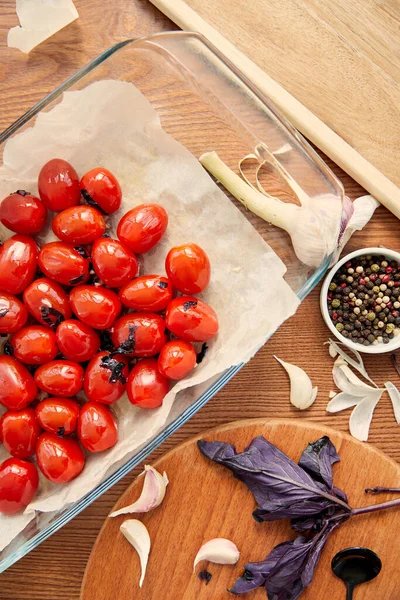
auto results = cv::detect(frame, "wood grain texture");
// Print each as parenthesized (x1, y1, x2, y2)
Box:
(0, 1, 399, 599)
(169, 0, 400, 190)
(81, 419, 400, 600)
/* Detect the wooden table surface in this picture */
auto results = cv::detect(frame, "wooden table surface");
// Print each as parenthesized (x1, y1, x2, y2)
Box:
(0, 1, 399, 599)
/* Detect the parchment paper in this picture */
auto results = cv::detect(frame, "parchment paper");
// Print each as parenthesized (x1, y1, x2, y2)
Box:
(8, 0, 78, 54)
(0, 80, 300, 552)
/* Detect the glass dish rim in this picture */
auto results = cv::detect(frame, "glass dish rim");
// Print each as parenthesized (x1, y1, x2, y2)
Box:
(0, 31, 337, 572)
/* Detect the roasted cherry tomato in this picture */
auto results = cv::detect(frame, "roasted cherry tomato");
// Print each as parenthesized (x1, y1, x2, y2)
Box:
(78, 402, 118, 452)
(126, 359, 169, 409)
(52, 205, 106, 244)
(38, 242, 89, 287)
(56, 319, 100, 362)
(91, 238, 138, 287)
(0, 234, 38, 295)
(0, 356, 37, 410)
(0, 409, 41, 459)
(0, 458, 39, 514)
(35, 397, 80, 435)
(0, 190, 47, 235)
(0, 292, 28, 334)
(112, 313, 166, 357)
(36, 433, 85, 483)
(69, 285, 121, 330)
(38, 158, 81, 212)
(10, 325, 58, 365)
(165, 297, 219, 342)
(165, 243, 210, 294)
(158, 340, 197, 380)
(34, 360, 84, 396)
(119, 275, 172, 312)
(80, 167, 122, 214)
(23, 278, 72, 327)
(117, 204, 168, 254)
(83, 351, 129, 405)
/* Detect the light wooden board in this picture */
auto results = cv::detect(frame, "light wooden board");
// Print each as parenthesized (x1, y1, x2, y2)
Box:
(81, 419, 400, 600)
(149, 0, 400, 218)
(162, 0, 400, 189)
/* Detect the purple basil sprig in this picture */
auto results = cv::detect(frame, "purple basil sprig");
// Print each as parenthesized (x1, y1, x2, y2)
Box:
(198, 435, 400, 599)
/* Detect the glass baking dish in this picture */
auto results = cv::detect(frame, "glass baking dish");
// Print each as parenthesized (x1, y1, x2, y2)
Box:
(0, 31, 345, 571)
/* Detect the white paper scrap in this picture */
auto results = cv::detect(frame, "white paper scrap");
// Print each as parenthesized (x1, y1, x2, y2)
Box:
(8, 0, 79, 54)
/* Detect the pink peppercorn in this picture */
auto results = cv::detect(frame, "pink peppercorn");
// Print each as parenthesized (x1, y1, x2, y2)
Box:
(386, 267, 393, 274)
(369, 274, 377, 282)
(332, 312, 338, 321)
(359, 278, 366, 285)
(382, 274, 391, 283)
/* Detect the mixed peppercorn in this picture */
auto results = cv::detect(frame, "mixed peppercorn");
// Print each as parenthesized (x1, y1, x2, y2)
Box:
(327, 254, 400, 346)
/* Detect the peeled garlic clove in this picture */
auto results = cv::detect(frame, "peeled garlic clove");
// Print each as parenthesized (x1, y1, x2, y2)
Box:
(120, 520, 151, 588)
(110, 466, 168, 517)
(193, 538, 240, 572)
(275, 356, 316, 410)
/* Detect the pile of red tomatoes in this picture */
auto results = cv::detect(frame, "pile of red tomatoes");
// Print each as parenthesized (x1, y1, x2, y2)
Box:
(0, 158, 218, 515)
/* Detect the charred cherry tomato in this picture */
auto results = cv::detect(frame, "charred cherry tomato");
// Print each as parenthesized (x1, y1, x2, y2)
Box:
(165, 243, 210, 294)
(119, 275, 172, 312)
(56, 319, 100, 362)
(35, 397, 80, 435)
(91, 238, 138, 287)
(126, 359, 169, 409)
(0, 234, 38, 295)
(117, 204, 168, 254)
(0, 292, 28, 334)
(0, 409, 41, 459)
(38, 242, 89, 287)
(10, 325, 58, 365)
(52, 205, 106, 245)
(34, 360, 84, 397)
(158, 340, 197, 380)
(38, 158, 81, 212)
(78, 401, 118, 452)
(0, 356, 37, 410)
(165, 297, 219, 342)
(0, 190, 47, 235)
(69, 285, 121, 330)
(84, 351, 129, 405)
(36, 433, 85, 483)
(0, 458, 39, 514)
(80, 167, 122, 214)
(23, 278, 72, 327)
(112, 313, 166, 358)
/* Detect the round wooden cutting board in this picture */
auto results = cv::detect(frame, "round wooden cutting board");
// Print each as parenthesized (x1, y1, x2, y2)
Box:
(81, 419, 400, 600)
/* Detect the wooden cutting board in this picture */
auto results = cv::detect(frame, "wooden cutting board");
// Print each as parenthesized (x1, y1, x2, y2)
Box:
(149, 0, 400, 217)
(81, 419, 400, 600)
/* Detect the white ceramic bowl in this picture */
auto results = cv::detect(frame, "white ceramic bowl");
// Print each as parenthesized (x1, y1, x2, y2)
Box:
(320, 247, 400, 354)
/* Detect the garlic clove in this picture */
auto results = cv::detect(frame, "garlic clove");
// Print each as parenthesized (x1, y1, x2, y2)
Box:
(332, 195, 380, 264)
(329, 390, 337, 399)
(349, 391, 383, 441)
(120, 520, 151, 588)
(327, 392, 363, 413)
(275, 356, 316, 410)
(110, 465, 168, 517)
(193, 538, 240, 572)
(384, 382, 400, 425)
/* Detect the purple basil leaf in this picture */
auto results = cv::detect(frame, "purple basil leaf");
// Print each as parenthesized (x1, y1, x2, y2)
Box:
(198, 437, 339, 522)
(230, 529, 333, 599)
(298, 436, 348, 503)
